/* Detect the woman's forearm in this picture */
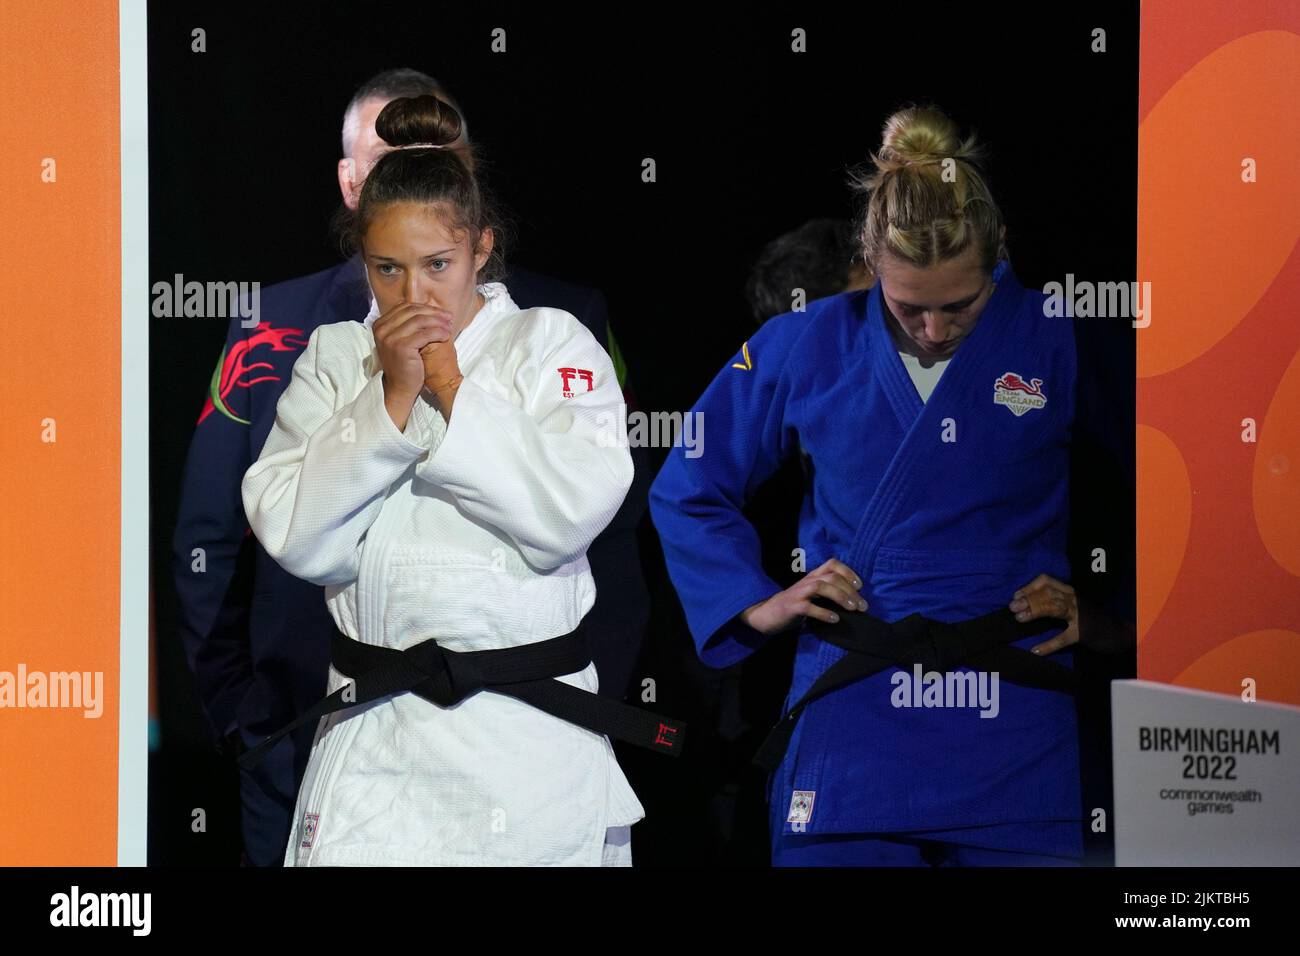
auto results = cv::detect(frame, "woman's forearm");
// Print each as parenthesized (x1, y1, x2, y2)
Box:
(427, 376, 463, 422)
(382, 373, 419, 431)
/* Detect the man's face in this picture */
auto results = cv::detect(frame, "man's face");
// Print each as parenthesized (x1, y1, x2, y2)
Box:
(876, 244, 994, 361)
(338, 96, 472, 210)
(362, 201, 491, 327)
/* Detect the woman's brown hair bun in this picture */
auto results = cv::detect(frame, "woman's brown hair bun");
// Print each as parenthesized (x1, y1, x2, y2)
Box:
(330, 94, 512, 284)
(374, 94, 464, 149)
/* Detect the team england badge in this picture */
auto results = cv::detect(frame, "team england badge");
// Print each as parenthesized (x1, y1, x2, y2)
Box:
(993, 372, 1047, 416)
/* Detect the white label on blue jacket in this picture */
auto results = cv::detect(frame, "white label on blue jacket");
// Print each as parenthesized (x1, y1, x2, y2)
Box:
(788, 790, 815, 824)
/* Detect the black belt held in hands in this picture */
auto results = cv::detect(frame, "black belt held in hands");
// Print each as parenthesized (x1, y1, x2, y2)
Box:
(752, 603, 1079, 772)
(238, 622, 686, 771)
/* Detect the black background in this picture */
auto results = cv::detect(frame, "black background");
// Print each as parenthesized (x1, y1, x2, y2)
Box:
(149, 1, 1138, 865)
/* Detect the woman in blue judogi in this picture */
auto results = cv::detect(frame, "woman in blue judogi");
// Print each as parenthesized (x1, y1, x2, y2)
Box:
(650, 106, 1095, 866)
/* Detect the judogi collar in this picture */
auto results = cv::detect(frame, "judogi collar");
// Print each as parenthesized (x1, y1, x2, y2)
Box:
(867, 258, 1019, 432)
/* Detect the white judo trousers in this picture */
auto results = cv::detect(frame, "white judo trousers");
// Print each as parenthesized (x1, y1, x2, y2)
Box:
(241, 282, 645, 865)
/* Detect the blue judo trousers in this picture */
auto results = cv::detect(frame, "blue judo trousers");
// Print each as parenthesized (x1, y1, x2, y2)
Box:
(649, 260, 1085, 866)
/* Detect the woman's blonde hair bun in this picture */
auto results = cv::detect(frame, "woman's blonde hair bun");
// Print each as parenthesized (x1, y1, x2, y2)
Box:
(849, 104, 1006, 272)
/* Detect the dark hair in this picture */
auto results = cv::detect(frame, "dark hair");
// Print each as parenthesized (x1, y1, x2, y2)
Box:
(332, 95, 510, 284)
(745, 218, 860, 323)
(341, 68, 463, 156)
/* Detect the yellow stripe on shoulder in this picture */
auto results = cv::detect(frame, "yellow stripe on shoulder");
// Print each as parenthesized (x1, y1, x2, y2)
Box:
(731, 340, 753, 371)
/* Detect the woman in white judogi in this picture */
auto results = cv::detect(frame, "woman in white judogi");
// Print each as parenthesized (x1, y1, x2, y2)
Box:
(240, 95, 644, 865)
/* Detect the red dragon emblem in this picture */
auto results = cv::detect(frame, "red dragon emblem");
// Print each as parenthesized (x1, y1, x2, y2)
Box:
(197, 323, 309, 425)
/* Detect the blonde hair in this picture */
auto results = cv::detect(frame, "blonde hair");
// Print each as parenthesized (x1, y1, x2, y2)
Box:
(849, 105, 1006, 273)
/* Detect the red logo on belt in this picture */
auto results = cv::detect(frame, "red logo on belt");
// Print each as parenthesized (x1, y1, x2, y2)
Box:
(654, 722, 679, 748)
(557, 367, 594, 398)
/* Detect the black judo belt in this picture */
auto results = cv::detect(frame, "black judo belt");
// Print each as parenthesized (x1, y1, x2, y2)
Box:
(238, 623, 686, 771)
(752, 605, 1079, 772)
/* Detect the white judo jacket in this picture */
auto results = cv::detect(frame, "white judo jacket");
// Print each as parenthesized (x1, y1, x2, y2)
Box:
(241, 281, 646, 865)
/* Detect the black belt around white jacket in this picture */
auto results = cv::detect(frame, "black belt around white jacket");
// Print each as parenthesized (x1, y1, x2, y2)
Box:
(752, 603, 1079, 771)
(237, 622, 686, 770)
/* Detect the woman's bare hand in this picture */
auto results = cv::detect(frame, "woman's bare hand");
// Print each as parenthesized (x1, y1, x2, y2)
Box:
(1012, 573, 1136, 656)
(373, 301, 455, 402)
(1010, 573, 1078, 655)
(740, 558, 867, 636)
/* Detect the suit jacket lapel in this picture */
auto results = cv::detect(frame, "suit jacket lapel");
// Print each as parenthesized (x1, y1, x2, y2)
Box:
(329, 253, 370, 324)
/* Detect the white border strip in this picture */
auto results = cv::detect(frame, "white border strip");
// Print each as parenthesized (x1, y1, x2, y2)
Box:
(118, 0, 149, 866)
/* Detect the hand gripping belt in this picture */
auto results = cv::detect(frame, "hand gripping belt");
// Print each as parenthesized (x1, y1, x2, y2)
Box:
(238, 622, 686, 771)
(752, 603, 1079, 771)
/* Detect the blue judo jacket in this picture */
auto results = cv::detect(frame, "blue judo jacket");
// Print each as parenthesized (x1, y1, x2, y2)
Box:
(172, 253, 651, 789)
(649, 260, 1093, 858)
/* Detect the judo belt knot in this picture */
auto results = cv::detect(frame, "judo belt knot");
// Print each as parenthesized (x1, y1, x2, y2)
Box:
(751, 603, 1079, 772)
(421, 642, 489, 707)
(237, 623, 689, 771)
(891, 613, 965, 674)
(343, 638, 493, 709)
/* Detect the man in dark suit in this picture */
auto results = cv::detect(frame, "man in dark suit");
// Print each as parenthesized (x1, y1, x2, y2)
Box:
(172, 68, 651, 866)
